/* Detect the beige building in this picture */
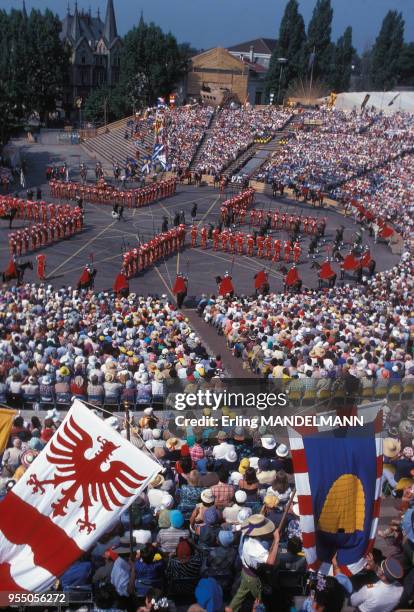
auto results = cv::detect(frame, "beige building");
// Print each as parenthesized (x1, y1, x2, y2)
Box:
(187, 47, 268, 105)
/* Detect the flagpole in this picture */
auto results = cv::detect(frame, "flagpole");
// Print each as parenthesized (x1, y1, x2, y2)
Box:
(124, 400, 134, 560)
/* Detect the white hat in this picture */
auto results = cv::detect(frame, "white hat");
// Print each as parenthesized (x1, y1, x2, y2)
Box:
(261, 435, 276, 450)
(225, 447, 238, 463)
(235, 490, 247, 504)
(276, 443, 289, 458)
(144, 407, 153, 416)
(152, 428, 161, 439)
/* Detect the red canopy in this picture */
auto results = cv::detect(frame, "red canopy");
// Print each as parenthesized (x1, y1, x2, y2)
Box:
(254, 270, 268, 290)
(5, 259, 17, 277)
(113, 273, 129, 292)
(342, 253, 360, 271)
(78, 267, 91, 285)
(319, 261, 335, 280)
(173, 276, 186, 294)
(219, 276, 234, 296)
(285, 267, 299, 287)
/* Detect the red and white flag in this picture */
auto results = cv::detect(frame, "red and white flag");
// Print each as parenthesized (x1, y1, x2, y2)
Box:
(0, 400, 161, 592)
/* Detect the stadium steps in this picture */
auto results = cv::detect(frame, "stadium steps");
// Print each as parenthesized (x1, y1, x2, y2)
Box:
(188, 112, 221, 170)
(184, 310, 259, 379)
(81, 120, 154, 170)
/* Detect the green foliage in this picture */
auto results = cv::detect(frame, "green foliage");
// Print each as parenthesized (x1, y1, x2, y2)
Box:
(305, 0, 334, 82)
(330, 27, 355, 92)
(83, 86, 127, 124)
(0, 7, 68, 143)
(370, 10, 405, 90)
(397, 42, 414, 86)
(267, 0, 306, 101)
(119, 17, 189, 110)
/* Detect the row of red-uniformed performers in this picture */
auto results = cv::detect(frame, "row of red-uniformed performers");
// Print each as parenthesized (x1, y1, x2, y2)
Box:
(190, 226, 302, 263)
(121, 226, 186, 278)
(0, 196, 74, 224)
(219, 188, 325, 233)
(8, 206, 83, 256)
(49, 178, 177, 208)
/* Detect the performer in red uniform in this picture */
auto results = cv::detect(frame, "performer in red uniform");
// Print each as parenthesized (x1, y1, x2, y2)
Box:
(272, 239, 281, 262)
(36, 254, 46, 281)
(213, 227, 220, 250)
(200, 226, 207, 249)
(284, 265, 301, 291)
(254, 269, 269, 296)
(172, 273, 188, 308)
(113, 272, 129, 297)
(237, 232, 244, 255)
(257, 235, 265, 258)
(284, 240, 292, 263)
(247, 234, 254, 257)
(293, 241, 301, 264)
(191, 225, 198, 248)
(217, 273, 234, 297)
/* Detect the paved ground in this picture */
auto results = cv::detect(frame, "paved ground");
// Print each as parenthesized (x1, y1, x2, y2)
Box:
(0, 139, 399, 298)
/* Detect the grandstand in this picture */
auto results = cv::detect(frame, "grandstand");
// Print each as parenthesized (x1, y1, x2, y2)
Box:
(81, 115, 154, 169)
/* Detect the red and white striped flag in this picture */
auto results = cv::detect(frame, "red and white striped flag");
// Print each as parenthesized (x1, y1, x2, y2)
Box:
(0, 400, 161, 592)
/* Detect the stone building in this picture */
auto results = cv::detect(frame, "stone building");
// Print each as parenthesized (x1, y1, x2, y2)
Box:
(61, 0, 122, 110)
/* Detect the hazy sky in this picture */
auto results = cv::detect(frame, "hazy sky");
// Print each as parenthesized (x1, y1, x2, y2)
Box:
(8, 0, 414, 52)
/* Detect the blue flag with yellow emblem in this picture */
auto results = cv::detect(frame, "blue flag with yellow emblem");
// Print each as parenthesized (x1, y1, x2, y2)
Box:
(288, 401, 384, 576)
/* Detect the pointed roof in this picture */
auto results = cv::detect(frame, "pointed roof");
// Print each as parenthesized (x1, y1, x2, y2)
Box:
(227, 38, 277, 55)
(71, 2, 81, 41)
(22, 0, 28, 19)
(103, 0, 117, 43)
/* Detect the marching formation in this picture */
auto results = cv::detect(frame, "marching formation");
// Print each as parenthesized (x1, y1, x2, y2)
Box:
(121, 226, 186, 278)
(8, 206, 83, 256)
(49, 177, 177, 208)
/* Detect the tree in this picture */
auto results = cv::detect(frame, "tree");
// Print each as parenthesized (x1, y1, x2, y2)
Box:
(119, 17, 189, 110)
(84, 86, 127, 124)
(26, 9, 69, 123)
(398, 42, 414, 86)
(370, 10, 404, 90)
(305, 0, 334, 83)
(330, 26, 355, 92)
(267, 0, 306, 101)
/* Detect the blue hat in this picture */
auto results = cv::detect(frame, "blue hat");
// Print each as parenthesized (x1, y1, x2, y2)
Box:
(218, 530, 234, 547)
(195, 578, 223, 612)
(381, 556, 404, 582)
(170, 509, 184, 529)
(204, 507, 219, 526)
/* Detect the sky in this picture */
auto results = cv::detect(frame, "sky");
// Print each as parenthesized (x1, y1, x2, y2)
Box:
(5, 0, 414, 52)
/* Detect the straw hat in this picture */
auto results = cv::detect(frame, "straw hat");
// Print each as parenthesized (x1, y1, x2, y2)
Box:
(166, 437, 183, 451)
(241, 514, 275, 537)
(149, 474, 165, 489)
(383, 438, 401, 458)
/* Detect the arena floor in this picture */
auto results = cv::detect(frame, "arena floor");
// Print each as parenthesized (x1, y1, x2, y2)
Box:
(0, 181, 400, 299)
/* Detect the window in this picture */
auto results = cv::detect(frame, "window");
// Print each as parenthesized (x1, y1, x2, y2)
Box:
(81, 55, 86, 65)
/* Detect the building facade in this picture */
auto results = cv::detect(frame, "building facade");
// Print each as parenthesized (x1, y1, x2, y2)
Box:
(61, 0, 122, 110)
(187, 47, 269, 106)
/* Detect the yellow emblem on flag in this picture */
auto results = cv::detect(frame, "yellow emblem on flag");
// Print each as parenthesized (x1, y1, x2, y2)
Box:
(318, 474, 365, 533)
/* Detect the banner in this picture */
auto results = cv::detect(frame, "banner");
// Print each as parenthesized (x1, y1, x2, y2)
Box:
(0, 399, 160, 592)
(288, 401, 383, 576)
(0, 408, 17, 454)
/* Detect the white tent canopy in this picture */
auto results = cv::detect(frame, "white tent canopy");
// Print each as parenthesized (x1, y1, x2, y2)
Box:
(329, 91, 414, 115)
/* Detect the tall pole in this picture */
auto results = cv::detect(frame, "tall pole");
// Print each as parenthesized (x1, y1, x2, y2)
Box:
(309, 46, 316, 104)
(124, 401, 134, 560)
(277, 64, 283, 106)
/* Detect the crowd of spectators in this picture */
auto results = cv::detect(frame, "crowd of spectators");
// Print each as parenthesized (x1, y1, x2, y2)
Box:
(2, 401, 413, 611)
(333, 154, 414, 242)
(0, 287, 223, 411)
(193, 107, 292, 176)
(255, 110, 414, 191)
(199, 250, 414, 400)
(166, 106, 214, 174)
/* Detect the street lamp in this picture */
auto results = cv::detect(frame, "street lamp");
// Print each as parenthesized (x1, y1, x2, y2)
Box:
(276, 57, 288, 105)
